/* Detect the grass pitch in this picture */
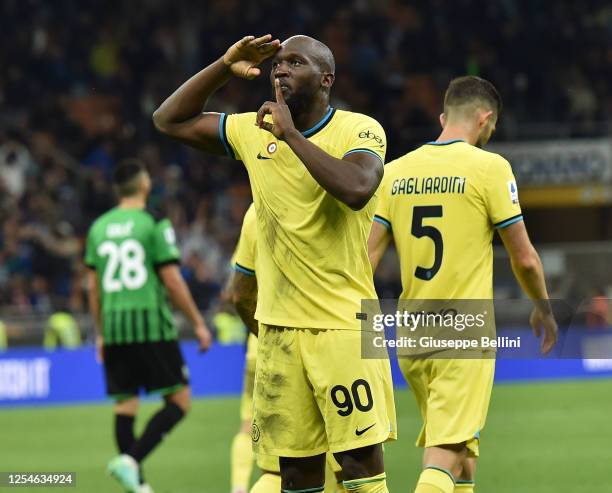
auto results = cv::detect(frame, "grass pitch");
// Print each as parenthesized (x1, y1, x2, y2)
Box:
(0, 379, 609, 492)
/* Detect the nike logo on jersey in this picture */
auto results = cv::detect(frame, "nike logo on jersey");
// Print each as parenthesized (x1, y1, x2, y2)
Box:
(257, 152, 272, 160)
(355, 423, 375, 436)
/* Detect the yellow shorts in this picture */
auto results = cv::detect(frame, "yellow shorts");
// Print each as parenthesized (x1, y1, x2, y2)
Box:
(255, 451, 279, 474)
(399, 358, 495, 457)
(252, 325, 397, 457)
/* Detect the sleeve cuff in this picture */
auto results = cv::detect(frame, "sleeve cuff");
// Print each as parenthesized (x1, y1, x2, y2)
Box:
(374, 214, 392, 231)
(233, 263, 255, 276)
(154, 259, 181, 268)
(218, 113, 236, 159)
(343, 148, 384, 164)
(495, 214, 523, 229)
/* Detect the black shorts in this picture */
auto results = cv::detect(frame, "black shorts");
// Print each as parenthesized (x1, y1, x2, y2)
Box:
(104, 341, 189, 399)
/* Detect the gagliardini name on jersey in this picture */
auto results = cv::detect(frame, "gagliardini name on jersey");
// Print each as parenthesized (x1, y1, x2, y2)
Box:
(391, 176, 467, 195)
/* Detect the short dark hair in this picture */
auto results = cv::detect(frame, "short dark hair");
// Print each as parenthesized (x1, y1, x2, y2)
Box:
(444, 76, 502, 116)
(112, 159, 147, 197)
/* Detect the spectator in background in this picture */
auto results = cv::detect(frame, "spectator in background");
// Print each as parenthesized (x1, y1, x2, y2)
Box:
(30, 276, 52, 313)
(82, 168, 115, 223)
(20, 220, 81, 306)
(0, 138, 36, 199)
(43, 310, 81, 350)
(181, 202, 225, 284)
(586, 287, 611, 328)
(182, 251, 222, 311)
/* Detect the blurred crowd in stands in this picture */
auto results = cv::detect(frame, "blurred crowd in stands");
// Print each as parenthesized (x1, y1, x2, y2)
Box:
(0, 0, 611, 325)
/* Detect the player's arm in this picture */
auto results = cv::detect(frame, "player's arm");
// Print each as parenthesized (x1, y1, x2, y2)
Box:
(228, 270, 259, 337)
(158, 264, 212, 352)
(257, 80, 383, 210)
(368, 221, 393, 272)
(153, 34, 280, 153)
(498, 221, 558, 354)
(86, 268, 104, 362)
(87, 269, 101, 331)
(284, 131, 383, 210)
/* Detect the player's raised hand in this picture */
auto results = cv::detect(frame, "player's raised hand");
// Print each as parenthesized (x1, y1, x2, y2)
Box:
(195, 322, 213, 353)
(530, 306, 558, 355)
(256, 79, 296, 140)
(223, 34, 280, 80)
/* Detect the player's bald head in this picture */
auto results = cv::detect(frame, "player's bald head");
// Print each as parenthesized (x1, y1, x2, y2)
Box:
(444, 76, 502, 121)
(281, 35, 335, 74)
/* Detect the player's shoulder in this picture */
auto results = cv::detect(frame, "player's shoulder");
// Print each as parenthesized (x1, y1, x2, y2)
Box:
(464, 145, 510, 169)
(472, 148, 515, 181)
(243, 203, 256, 224)
(425, 142, 512, 175)
(225, 112, 260, 144)
(333, 109, 384, 130)
(227, 112, 257, 126)
(382, 146, 425, 176)
(240, 204, 258, 246)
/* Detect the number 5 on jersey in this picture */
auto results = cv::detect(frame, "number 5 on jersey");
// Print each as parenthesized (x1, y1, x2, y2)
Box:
(411, 205, 444, 281)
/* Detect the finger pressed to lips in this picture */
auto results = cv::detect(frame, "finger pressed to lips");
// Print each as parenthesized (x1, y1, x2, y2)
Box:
(274, 79, 290, 90)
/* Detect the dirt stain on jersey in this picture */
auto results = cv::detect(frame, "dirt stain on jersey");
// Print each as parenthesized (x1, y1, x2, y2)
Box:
(257, 205, 298, 299)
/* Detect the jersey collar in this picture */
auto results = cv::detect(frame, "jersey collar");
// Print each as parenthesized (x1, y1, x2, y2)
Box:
(302, 106, 335, 138)
(426, 138, 465, 146)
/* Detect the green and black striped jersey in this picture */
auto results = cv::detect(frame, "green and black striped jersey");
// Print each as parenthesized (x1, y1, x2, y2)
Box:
(85, 207, 180, 345)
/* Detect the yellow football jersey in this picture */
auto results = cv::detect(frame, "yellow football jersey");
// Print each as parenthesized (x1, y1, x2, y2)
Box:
(221, 108, 386, 329)
(231, 202, 259, 367)
(375, 139, 522, 300)
(231, 203, 257, 276)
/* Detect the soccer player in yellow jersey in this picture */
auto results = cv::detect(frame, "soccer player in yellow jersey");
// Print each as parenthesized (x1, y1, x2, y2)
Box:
(229, 204, 346, 493)
(227, 204, 264, 493)
(154, 34, 396, 493)
(368, 76, 558, 493)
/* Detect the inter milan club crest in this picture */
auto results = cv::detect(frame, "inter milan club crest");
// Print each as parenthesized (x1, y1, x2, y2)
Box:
(251, 423, 261, 442)
(267, 142, 277, 154)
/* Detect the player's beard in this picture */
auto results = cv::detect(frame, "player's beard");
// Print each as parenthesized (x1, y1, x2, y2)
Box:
(273, 85, 315, 121)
